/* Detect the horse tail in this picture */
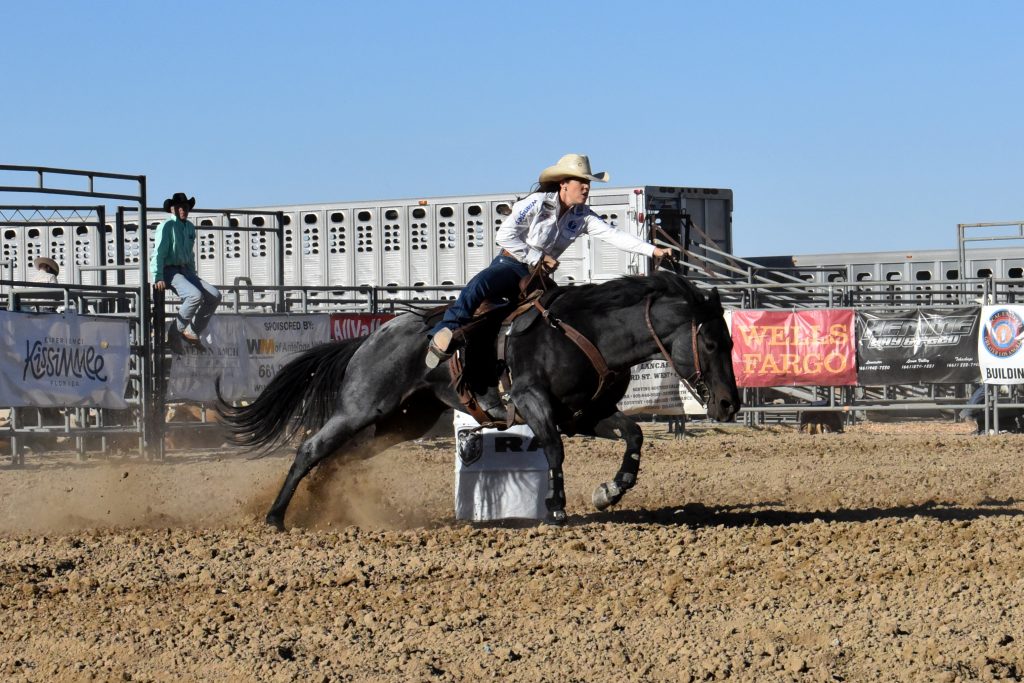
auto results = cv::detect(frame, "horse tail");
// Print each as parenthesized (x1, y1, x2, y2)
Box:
(216, 337, 368, 451)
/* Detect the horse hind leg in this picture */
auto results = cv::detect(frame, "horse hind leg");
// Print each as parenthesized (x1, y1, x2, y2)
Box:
(266, 393, 446, 531)
(265, 414, 369, 530)
(589, 411, 643, 512)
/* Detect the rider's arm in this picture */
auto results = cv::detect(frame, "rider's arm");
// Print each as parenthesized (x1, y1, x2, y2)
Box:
(583, 211, 657, 257)
(149, 218, 172, 282)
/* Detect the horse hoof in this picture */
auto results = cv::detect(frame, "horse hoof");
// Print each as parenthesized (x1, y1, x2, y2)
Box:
(265, 515, 286, 532)
(545, 510, 568, 526)
(592, 482, 623, 511)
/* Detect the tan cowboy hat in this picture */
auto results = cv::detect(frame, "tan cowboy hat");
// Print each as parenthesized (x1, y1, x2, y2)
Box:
(34, 257, 60, 276)
(538, 154, 610, 184)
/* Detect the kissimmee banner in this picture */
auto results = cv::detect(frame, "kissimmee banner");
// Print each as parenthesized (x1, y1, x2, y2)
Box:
(978, 305, 1024, 384)
(857, 308, 980, 384)
(0, 310, 130, 408)
(616, 360, 706, 416)
(168, 315, 332, 402)
(731, 309, 857, 387)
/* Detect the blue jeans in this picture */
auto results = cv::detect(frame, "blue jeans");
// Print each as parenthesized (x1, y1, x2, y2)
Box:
(165, 266, 221, 335)
(430, 255, 530, 336)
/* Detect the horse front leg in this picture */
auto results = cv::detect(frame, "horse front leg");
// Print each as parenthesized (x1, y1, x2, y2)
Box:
(512, 386, 569, 525)
(588, 411, 643, 511)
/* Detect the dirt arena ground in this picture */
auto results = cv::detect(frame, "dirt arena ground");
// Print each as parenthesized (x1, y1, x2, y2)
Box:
(2, 419, 1024, 682)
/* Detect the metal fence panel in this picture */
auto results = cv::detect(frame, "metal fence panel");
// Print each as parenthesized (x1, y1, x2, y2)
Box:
(326, 208, 354, 287)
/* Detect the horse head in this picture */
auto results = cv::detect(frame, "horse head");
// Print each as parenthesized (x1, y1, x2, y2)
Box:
(669, 285, 741, 422)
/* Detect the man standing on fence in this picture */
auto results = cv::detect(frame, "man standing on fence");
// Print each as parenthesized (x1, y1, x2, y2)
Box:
(151, 192, 221, 352)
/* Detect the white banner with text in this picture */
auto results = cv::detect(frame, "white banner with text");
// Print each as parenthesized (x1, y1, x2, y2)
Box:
(616, 360, 706, 416)
(168, 315, 332, 402)
(0, 310, 131, 408)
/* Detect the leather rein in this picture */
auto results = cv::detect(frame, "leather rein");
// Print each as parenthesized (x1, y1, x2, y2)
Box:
(643, 294, 703, 385)
(528, 294, 704, 402)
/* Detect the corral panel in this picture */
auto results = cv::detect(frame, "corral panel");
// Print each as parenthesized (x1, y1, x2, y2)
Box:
(381, 206, 408, 290)
(2, 227, 24, 280)
(910, 259, 939, 303)
(300, 210, 326, 306)
(463, 201, 491, 277)
(19, 225, 68, 282)
(408, 205, 435, 292)
(70, 223, 103, 286)
(1003, 258, 1024, 280)
(968, 258, 997, 279)
(220, 216, 246, 286)
(353, 208, 380, 286)
(280, 211, 301, 287)
(326, 208, 354, 287)
(435, 204, 463, 288)
(242, 213, 276, 285)
(120, 222, 146, 287)
(194, 215, 222, 284)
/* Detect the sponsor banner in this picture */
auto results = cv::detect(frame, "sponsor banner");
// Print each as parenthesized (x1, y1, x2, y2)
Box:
(857, 308, 980, 385)
(168, 315, 331, 402)
(617, 361, 706, 416)
(330, 313, 395, 340)
(731, 309, 857, 387)
(0, 310, 130, 408)
(979, 305, 1024, 384)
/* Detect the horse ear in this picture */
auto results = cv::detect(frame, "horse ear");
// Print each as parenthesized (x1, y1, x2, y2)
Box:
(710, 287, 721, 305)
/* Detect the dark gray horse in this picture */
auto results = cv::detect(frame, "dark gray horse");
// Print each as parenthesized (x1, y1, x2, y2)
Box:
(218, 271, 741, 529)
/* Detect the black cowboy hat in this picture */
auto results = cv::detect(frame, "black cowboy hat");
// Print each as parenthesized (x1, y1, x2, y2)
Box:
(163, 192, 197, 213)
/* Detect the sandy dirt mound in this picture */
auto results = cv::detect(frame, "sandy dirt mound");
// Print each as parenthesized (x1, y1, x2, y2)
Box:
(2, 420, 1024, 681)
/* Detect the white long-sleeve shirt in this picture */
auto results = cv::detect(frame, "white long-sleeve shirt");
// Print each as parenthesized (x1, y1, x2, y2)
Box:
(28, 268, 58, 284)
(496, 192, 656, 266)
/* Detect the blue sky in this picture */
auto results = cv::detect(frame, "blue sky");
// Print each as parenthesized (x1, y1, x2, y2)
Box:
(2, 1, 1021, 258)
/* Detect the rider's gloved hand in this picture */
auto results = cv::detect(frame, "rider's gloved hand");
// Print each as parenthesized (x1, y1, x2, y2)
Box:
(540, 255, 559, 274)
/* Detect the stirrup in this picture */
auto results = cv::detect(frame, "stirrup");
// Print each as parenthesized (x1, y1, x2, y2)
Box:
(425, 328, 454, 369)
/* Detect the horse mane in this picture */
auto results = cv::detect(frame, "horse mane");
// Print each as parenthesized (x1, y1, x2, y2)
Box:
(550, 271, 715, 317)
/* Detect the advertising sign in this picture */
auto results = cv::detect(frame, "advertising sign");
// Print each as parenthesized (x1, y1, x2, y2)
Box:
(856, 308, 980, 384)
(168, 315, 332, 402)
(617, 360, 706, 415)
(978, 305, 1024, 384)
(731, 309, 857, 387)
(0, 310, 131, 408)
(330, 313, 395, 340)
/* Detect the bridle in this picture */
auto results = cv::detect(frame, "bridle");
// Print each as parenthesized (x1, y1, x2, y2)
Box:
(643, 295, 704, 385)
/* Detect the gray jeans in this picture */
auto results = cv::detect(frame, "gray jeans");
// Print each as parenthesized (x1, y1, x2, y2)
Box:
(165, 266, 221, 335)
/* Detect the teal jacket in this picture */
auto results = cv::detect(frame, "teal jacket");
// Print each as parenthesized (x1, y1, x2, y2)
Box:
(149, 217, 197, 282)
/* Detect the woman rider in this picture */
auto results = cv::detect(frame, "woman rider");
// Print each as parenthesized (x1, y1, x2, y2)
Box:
(425, 153, 673, 367)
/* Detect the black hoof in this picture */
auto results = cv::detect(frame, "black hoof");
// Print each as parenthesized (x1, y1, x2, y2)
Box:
(544, 509, 568, 526)
(265, 514, 286, 532)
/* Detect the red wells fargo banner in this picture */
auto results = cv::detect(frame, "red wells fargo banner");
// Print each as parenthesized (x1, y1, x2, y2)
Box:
(731, 309, 857, 387)
(329, 313, 395, 340)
